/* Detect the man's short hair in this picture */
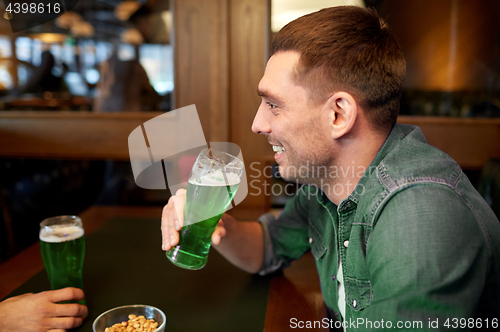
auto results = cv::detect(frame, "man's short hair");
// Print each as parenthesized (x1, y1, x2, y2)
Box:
(271, 6, 406, 132)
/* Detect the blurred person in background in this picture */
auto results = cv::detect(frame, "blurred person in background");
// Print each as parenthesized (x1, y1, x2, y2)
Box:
(20, 50, 68, 97)
(93, 51, 160, 113)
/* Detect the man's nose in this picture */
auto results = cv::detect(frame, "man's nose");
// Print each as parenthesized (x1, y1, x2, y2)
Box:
(251, 104, 271, 135)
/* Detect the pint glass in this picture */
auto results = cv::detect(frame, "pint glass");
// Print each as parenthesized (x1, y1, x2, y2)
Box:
(166, 149, 244, 270)
(39, 215, 85, 302)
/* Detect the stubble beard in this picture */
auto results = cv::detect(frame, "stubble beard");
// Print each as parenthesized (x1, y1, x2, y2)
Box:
(279, 152, 336, 190)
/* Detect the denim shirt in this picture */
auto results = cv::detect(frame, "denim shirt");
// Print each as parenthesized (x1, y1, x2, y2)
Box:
(259, 124, 500, 330)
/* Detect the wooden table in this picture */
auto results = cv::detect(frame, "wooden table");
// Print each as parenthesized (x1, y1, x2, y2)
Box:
(0, 206, 327, 331)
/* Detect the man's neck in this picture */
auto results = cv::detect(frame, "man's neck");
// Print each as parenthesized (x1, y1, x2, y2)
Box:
(321, 130, 387, 205)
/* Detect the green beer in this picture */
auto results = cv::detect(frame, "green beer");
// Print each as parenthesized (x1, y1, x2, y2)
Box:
(167, 150, 243, 270)
(39, 216, 85, 303)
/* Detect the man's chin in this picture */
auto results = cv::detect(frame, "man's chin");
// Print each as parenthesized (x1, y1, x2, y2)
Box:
(277, 165, 292, 181)
(279, 166, 307, 185)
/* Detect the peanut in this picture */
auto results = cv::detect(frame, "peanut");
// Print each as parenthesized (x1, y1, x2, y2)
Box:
(104, 314, 159, 332)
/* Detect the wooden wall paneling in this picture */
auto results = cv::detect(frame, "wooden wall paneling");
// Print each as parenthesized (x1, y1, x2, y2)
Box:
(173, 0, 230, 143)
(229, 0, 272, 212)
(0, 112, 163, 160)
(380, 0, 500, 91)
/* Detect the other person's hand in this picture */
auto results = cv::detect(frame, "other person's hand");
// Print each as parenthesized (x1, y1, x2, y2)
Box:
(0, 287, 88, 332)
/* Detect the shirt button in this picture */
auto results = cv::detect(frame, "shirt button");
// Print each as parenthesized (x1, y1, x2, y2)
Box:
(309, 237, 313, 244)
(343, 240, 349, 248)
(331, 274, 336, 280)
(353, 300, 357, 308)
(334, 312, 339, 317)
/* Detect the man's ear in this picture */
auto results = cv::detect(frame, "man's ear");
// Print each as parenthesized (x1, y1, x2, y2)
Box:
(325, 92, 357, 139)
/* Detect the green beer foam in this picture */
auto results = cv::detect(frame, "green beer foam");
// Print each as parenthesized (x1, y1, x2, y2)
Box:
(191, 169, 241, 186)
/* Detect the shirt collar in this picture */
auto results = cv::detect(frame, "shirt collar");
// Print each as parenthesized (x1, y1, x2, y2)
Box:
(315, 124, 424, 210)
(341, 124, 423, 207)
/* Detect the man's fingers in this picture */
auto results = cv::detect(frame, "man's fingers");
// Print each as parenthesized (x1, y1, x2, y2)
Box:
(46, 316, 84, 330)
(172, 189, 186, 229)
(161, 197, 174, 250)
(51, 302, 88, 319)
(43, 288, 88, 322)
(212, 220, 226, 246)
(44, 288, 85, 304)
(161, 189, 186, 251)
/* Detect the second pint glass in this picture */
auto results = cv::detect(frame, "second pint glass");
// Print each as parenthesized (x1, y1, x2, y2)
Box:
(166, 149, 244, 270)
(39, 215, 85, 303)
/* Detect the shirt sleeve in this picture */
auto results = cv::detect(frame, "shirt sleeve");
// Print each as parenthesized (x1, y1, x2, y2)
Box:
(258, 186, 312, 275)
(360, 184, 493, 327)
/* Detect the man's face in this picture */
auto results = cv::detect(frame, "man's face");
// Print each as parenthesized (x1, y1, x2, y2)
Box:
(252, 51, 335, 185)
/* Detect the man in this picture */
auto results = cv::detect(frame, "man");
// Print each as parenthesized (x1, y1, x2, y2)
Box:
(0, 287, 87, 331)
(162, 6, 500, 329)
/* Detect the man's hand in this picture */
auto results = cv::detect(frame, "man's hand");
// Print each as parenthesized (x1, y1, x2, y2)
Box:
(161, 189, 263, 273)
(0, 287, 88, 332)
(161, 188, 226, 251)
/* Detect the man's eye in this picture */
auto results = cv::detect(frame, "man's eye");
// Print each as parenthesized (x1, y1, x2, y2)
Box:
(266, 101, 277, 109)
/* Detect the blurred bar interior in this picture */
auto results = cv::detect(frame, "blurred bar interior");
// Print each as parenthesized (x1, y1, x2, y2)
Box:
(0, 0, 172, 111)
(0, 0, 499, 262)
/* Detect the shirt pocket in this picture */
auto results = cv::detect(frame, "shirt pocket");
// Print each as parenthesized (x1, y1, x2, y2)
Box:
(344, 277, 372, 311)
(308, 218, 327, 260)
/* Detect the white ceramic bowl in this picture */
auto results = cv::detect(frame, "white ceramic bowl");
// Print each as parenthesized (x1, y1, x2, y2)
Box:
(92, 304, 166, 332)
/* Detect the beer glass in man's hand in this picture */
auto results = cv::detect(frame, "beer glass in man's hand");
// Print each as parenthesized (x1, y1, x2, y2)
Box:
(39, 215, 85, 304)
(166, 149, 244, 270)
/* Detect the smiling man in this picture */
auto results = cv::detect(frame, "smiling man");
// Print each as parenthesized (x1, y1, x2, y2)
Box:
(254, 50, 386, 204)
(162, 6, 500, 330)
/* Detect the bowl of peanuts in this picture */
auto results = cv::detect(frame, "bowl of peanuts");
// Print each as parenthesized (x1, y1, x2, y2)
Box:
(92, 304, 166, 332)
